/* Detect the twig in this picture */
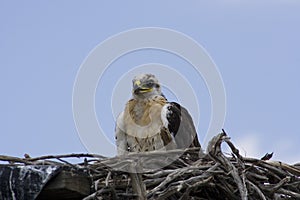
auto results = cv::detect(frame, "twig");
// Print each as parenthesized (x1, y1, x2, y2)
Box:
(246, 180, 267, 200)
(26, 153, 106, 162)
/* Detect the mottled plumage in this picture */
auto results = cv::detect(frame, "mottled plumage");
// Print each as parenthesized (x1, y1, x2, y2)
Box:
(115, 74, 200, 155)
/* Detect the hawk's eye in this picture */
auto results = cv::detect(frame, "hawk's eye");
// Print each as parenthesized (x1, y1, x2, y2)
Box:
(146, 82, 154, 87)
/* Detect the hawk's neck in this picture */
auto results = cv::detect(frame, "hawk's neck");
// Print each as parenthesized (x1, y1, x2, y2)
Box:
(126, 95, 167, 126)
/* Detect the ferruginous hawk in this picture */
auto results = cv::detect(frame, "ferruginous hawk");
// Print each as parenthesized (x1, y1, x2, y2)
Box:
(115, 74, 201, 155)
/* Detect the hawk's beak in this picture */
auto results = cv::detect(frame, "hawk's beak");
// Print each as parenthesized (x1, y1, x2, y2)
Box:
(133, 80, 153, 94)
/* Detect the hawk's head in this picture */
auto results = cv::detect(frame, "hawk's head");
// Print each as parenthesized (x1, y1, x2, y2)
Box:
(132, 74, 162, 99)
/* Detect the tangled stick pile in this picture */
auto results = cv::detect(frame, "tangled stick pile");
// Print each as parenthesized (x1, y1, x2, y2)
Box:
(86, 131, 300, 200)
(1, 131, 299, 200)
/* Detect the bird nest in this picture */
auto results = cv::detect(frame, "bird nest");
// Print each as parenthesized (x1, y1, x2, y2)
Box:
(85, 131, 300, 200)
(1, 131, 300, 200)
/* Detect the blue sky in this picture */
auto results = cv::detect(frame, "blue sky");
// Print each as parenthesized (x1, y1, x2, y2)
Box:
(1, 1, 299, 163)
